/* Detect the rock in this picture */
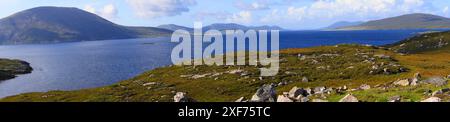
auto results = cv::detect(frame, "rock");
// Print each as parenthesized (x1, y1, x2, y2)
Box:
(227, 69, 244, 74)
(388, 95, 401, 102)
(421, 97, 441, 102)
(174, 92, 195, 102)
(311, 99, 329, 102)
(432, 90, 443, 96)
(383, 68, 390, 75)
(342, 85, 348, 90)
(359, 84, 371, 90)
(447, 75, 450, 79)
(288, 87, 308, 98)
(192, 73, 210, 79)
(304, 88, 312, 96)
(374, 54, 391, 59)
(393, 79, 410, 86)
(277, 95, 293, 102)
(432, 88, 450, 96)
(295, 96, 310, 102)
(421, 77, 448, 86)
(251, 84, 277, 102)
(142, 82, 157, 86)
(235, 97, 245, 102)
(339, 94, 359, 102)
(414, 72, 422, 79)
(313, 86, 326, 94)
(278, 81, 288, 86)
(302, 77, 309, 82)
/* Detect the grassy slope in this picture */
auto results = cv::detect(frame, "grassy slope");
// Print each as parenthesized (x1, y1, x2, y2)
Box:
(3, 44, 446, 102)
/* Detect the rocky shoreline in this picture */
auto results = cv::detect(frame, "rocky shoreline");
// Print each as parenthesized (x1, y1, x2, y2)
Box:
(0, 58, 33, 81)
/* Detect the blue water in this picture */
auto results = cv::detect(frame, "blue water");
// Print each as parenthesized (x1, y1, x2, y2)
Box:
(0, 30, 442, 98)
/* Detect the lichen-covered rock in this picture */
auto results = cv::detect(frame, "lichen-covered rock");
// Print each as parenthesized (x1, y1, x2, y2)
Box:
(421, 77, 448, 86)
(251, 84, 277, 102)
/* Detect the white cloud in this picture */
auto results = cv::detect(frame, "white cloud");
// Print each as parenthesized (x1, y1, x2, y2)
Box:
(234, 0, 270, 11)
(193, 11, 230, 20)
(226, 11, 253, 24)
(444, 6, 449, 16)
(126, 0, 197, 18)
(274, 0, 437, 22)
(84, 4, 118, 20)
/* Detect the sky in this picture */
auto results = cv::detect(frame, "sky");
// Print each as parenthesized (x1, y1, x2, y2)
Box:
(0, 0, 450, 29)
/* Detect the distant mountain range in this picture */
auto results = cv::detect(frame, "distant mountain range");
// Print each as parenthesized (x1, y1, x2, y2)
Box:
(0, 7, 172, 45)
(157, 23, 284, 32)
(323, 21, 364, 30)
(333, 13, 450, 30)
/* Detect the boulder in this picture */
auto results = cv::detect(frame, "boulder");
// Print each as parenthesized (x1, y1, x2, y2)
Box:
(295, 96, 310, 102)
(388, 95, 401, 102)
(313, 86, 326, 94)
(421, 97, 441, 102)
(421, 77, 448, 86)
(277, 95, 294, 102)
(393, 79, 410, 86)
(302, 77, 309, 82)
(359, 84, 371, 90)
(304, 88, 313, 96)
(174, 92, 195, 102)
(288, 87, 308, 98)
(339, 94, 359, 102)
(250, 84, 277, 102)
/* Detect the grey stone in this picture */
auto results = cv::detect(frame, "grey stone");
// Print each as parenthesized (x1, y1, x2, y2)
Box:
(250, 84, 277, 102)
(302, 77, 309, 82)
(313, 86, 326, 94)
(421, 77, 448, 86)
(421, 97, 441, 102)
(288, 87, 308, 98)
(277, 95, 294, 102)
(174, 92, 195, 102)
(393, 79, 410, 86)
(359, 84, 371, 90)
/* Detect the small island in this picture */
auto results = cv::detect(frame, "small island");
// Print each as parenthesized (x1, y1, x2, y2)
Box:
(0, 58, 33, 81)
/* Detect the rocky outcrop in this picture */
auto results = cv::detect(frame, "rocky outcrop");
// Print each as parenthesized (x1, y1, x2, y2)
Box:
(251, 84, 277, 102)
(174, 92, 196, 102)
(421, 77, 448, 86)
(393, 79, 411, 86)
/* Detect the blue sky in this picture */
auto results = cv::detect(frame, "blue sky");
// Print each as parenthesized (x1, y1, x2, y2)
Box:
(0, 0, 450, 29)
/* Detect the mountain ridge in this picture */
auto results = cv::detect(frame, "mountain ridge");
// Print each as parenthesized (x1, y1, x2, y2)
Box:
(0, 6, 172, 45)
(157, 23, 285, 32)
(336, 13, 450, 30)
